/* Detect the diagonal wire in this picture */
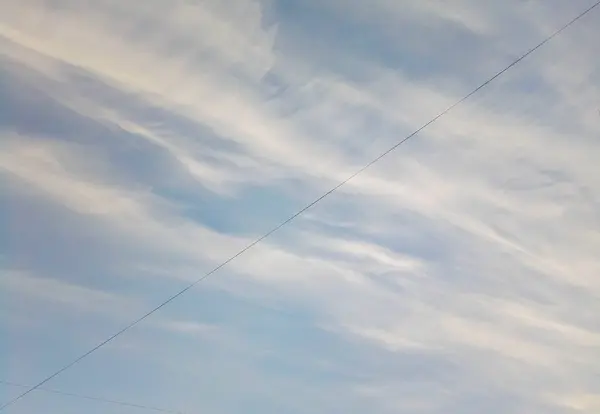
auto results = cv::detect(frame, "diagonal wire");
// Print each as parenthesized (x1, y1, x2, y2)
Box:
(0, 380, 183, 414)
(2, 1, 599, 411)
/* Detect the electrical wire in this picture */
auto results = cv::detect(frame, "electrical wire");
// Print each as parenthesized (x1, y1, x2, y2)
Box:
(2, 1, 599, 411)
(0, 380, 183, 414)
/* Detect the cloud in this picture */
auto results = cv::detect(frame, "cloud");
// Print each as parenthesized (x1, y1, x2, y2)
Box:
(1, 0, 600, 413)
(1, 269, 135, 317)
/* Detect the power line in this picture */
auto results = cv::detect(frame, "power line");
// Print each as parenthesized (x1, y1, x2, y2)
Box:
(2, 1, 599, 411)
(0, 380, 183, 414)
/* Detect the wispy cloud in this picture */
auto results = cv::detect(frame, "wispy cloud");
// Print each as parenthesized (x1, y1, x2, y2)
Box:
(1, 0, 599, 413)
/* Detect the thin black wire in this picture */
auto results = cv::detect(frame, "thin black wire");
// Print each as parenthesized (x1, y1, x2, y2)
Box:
(2, 1, 599, 411)
(0, 380, 183, 414)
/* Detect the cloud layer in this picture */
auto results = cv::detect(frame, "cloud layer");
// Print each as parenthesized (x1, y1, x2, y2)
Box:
(1, 0, 599, 413)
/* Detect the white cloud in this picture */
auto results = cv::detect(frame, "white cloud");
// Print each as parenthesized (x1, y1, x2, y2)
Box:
(547, 392, 600, 412)
(0, 136, 153, 217)
(1, 0, 600, 412)
(1, 269, 134, 316)
(0, 267, 221, 349)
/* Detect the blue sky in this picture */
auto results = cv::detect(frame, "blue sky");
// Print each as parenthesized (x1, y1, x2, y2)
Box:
(1, 0, 600, 413)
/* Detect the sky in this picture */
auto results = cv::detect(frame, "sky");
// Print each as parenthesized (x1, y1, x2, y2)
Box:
(1, 0, 600, 413)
